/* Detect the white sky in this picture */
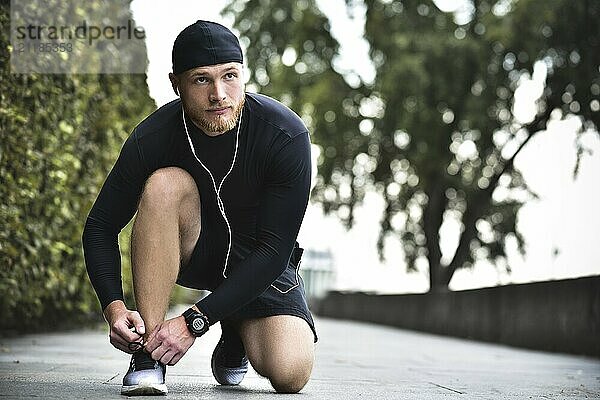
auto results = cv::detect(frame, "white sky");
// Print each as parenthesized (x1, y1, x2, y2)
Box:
(131, 0, 600, 293)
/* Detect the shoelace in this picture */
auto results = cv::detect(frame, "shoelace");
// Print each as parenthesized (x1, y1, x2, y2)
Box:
(127, 341, 158, 370)
(130, 351, 157, 371)
(128, 340, 144, 352)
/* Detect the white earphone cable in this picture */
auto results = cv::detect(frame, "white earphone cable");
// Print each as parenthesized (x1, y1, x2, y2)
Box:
(181, 103, 298, 294)
(182, 106, 242, 278)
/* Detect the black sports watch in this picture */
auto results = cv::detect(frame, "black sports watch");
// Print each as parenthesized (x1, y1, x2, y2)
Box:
(182, 308, 210, 337)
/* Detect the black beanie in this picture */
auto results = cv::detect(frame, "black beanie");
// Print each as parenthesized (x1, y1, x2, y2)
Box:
(172, 20, 243, 75)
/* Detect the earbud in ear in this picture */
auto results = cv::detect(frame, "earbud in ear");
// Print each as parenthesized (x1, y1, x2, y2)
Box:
(175, 87, 180, 96)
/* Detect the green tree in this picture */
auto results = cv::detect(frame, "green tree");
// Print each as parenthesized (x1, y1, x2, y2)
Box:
(361, 0, 598, 291)
(224, 0, 365, 221)
(0, 0, 156, 331)
(227, 0, 599, 291)
(500, 0, 599, 174)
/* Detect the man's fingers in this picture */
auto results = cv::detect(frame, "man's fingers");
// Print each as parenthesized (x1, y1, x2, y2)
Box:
(144, 325, 160, 352)
(127, 311, 146, 335)
(110, 334, 135, 353)
(159, 349, 176, 366)
(105, 307, 146, 354)
(110, 321, 142, 354)
(169, 352, 183, 366)
(145, 338, 159, 354)
(114, 319, 143, 343)
(135, 323, 146, 335)
(135, 318, 193, 365)
(150, 345, 168, 362)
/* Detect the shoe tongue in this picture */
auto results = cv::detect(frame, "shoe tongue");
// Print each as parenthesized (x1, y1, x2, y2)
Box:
(133, 351, 157, 370)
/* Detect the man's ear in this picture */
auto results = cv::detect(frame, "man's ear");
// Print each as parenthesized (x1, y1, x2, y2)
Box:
(169, 73, 179, 96)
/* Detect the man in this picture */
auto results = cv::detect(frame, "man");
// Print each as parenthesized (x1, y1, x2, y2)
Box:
(82, 20, 317, 396)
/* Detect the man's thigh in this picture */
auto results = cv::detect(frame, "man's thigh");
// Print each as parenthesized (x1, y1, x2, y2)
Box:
(237, 315, 315, 378)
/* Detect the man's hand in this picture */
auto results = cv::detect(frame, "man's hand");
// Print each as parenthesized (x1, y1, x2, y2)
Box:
(144, 316, 195, 366)
(103, 300, 146, 353)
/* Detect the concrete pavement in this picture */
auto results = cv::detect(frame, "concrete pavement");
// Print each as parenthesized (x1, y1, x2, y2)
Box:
(1, 314, 599, 399)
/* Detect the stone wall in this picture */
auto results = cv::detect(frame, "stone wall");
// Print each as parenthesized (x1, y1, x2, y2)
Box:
(315, 276, 600, 357)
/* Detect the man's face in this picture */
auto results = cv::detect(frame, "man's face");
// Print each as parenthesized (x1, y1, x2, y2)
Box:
(171, 62, 245, 135)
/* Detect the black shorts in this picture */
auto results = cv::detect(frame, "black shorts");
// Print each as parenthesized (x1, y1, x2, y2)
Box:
(177, 237, 318, 343)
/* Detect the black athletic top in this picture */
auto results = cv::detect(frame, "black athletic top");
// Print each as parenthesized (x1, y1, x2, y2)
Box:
(82, 93, 311, 325)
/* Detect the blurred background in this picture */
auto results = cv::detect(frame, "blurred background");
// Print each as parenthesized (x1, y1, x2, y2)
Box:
(1, 0, 598, 354)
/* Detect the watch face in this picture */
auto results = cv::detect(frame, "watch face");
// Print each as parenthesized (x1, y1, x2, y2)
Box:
(192, 317, 205, 332)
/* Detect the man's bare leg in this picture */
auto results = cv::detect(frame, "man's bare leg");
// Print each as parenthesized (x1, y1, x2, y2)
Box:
(237, 315, 315, 393)
(131, 167, 201, 339)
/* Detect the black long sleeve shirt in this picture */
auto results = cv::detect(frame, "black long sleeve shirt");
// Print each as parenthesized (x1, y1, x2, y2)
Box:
(82, 93, 311, 324)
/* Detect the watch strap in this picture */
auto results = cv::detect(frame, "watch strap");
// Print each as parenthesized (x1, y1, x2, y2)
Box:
(182, 307, 198, 320)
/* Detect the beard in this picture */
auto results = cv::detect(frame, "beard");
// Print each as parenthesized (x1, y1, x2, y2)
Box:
(186, 95, 245, 135)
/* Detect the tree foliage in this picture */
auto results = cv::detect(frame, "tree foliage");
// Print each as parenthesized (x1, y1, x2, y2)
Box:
(0, 0, 155, 331)
(226, 0, 599, 291)
(224, 0, 366, 220)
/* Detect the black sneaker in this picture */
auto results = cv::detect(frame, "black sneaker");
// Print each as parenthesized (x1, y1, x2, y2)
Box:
(121, 350, 168, 396)
(211, 323, 249, 385)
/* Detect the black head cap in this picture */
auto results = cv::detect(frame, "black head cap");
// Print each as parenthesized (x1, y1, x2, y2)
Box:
(172, 20, 243, 74)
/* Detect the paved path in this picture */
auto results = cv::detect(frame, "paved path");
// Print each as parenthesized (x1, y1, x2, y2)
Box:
(1, 315, 599, 399)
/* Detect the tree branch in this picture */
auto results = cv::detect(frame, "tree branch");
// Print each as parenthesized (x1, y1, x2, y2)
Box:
(444, 102, 558, 285)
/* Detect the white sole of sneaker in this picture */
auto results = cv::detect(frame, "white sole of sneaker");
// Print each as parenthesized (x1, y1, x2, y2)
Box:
(121, 383, 168, 396)
(211, 362, 248, 385)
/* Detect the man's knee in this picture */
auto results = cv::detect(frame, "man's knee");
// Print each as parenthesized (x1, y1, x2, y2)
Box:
(141, 167, 198, 208)
(254, 350, 314, 393)
(239, 316, 315, 393)
(269, 359, 313, 393)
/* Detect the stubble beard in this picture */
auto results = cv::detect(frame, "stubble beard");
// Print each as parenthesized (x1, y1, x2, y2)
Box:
(191, 95, 245, 135)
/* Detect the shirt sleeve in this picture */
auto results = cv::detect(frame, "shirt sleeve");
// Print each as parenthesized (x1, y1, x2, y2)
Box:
(82, 133, 148, 310)
(196, 131, 312, 324)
